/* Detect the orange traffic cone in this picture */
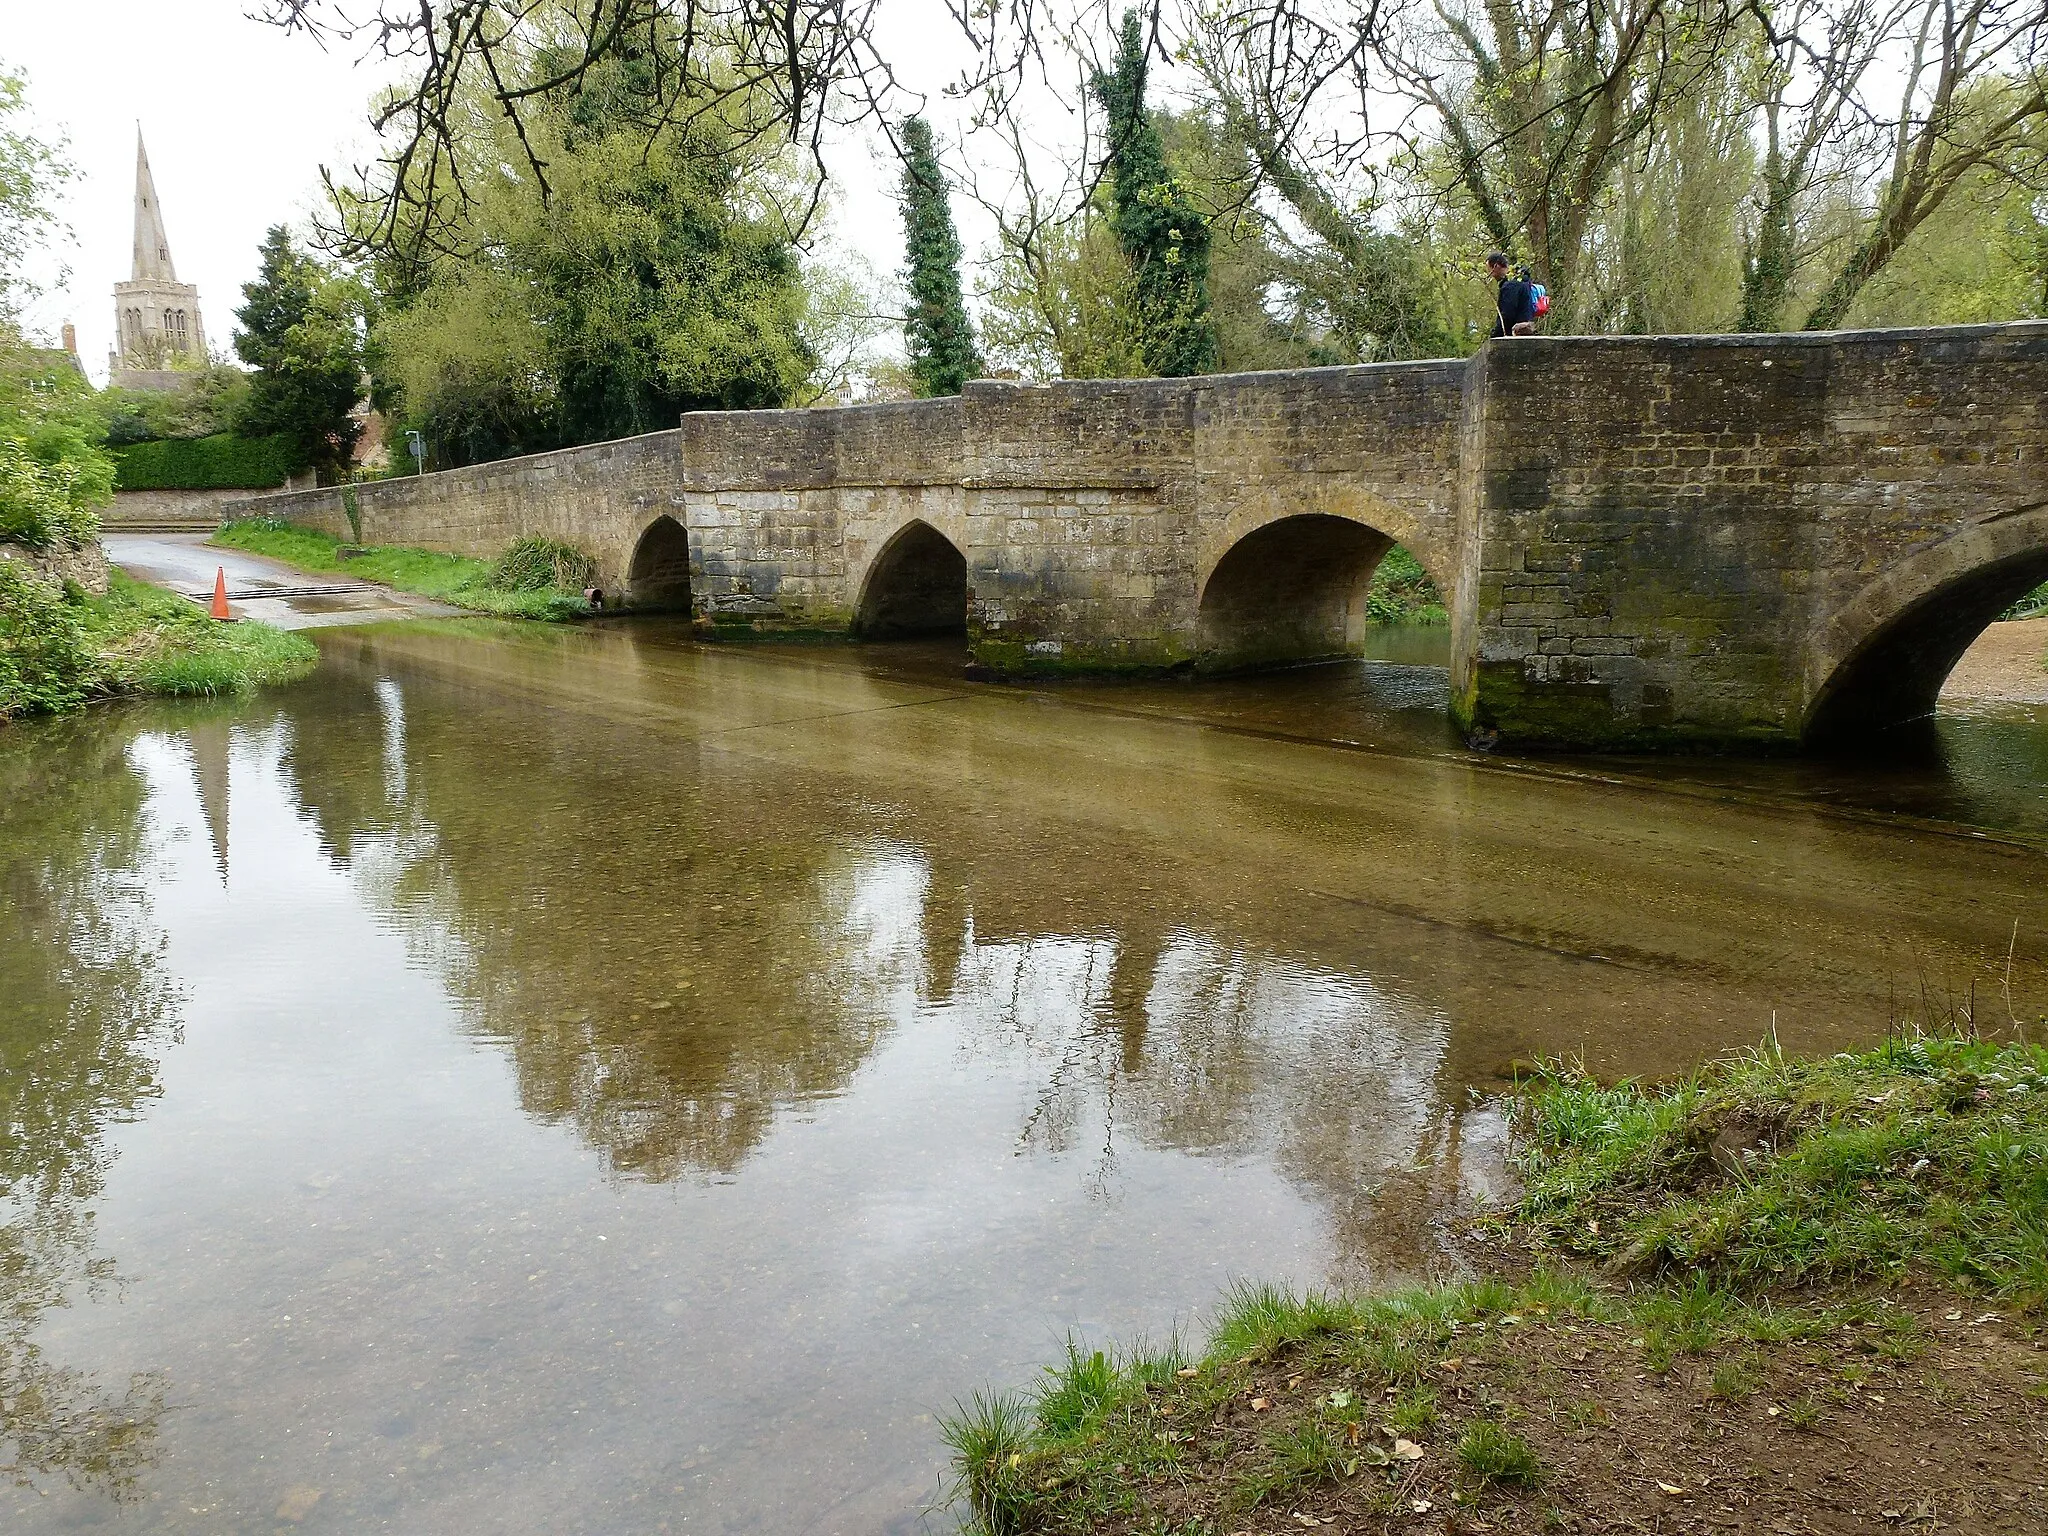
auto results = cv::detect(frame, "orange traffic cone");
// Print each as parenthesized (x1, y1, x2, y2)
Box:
(210, 567, 232, 621)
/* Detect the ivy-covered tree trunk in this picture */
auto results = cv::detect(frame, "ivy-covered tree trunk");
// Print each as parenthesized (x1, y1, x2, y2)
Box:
(1093, 10, 1218, 378)
(1737, 153, 1799, 333)
(899, 117, 982, 397)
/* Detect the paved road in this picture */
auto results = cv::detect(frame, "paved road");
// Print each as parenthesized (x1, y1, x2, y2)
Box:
(104, 533, 465, 629)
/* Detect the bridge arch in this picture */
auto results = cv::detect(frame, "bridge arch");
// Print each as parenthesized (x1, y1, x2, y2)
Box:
(853, 518, 968, 638)
(1804, 503, 2048, 742)
(624, 514, 693, 611)
(1194, 490, 1454, 674)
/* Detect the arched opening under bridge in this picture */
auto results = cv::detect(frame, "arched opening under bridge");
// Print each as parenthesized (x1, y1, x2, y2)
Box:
(1198, 513, 1438, 673)
(854, 520, 968, 638)
(1806, 530, 2048, 744)
(626, 515, 692, 611)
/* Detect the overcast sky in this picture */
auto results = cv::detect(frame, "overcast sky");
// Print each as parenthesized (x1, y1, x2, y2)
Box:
(7, 0, 992, 384)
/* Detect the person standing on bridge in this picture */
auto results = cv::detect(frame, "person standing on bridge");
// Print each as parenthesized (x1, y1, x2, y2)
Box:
(1488, 253, 1541, 338)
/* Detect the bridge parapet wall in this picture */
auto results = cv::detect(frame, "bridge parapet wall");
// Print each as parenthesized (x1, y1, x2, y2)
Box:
(955, 365, 1464, 672)
(219, 429, 684, 588)
(1452, 324, 2048, 748)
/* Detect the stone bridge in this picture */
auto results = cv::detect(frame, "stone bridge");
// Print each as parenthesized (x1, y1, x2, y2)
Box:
(232, 321, 2047, 751)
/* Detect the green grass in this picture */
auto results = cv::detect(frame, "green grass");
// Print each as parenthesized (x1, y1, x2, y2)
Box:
(1455, 1419, 1543, 1489)
(3, 563, 315, 720)
(84, 572, 316, 698)
(944, 1033, 2048, 1533)
(213, 519, 593, 621)
(1367, 543, 1448, 626)
(1513, 1032, 2048, 1299)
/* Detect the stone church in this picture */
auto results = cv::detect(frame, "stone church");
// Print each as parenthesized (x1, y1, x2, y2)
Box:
(109, 129, 207, 390)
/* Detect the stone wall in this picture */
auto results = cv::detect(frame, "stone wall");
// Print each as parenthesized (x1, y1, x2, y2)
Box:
(104, 488, 269, 527)
(1451, 323, 2048, 748)
(221, 430, 685, 588)
(1, 539, 110, 596)
(206, 323, 2048, 749)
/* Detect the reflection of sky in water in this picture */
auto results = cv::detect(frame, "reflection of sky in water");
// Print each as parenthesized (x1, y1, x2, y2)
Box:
(9, 707, 1431, 1535)
(11, 622, 2048, 1535)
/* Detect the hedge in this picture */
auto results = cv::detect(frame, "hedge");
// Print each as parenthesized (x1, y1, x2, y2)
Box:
(111, 433, 296, 491)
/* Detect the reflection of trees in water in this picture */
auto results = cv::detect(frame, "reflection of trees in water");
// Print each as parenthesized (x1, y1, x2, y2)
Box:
(273, 655, 1479, 1259)
(0, 717, 178, 1498)
(932, 903, 1474, 1273)
(274, 661, 899, 1182)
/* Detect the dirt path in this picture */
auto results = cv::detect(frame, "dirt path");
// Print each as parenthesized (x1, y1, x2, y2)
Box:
(1941, 619, 2048, 709)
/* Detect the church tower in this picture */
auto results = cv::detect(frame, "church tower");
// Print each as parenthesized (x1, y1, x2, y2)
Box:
(110, 129, 207, 389)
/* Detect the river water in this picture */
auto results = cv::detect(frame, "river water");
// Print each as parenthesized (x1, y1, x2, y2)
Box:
(5, 620, 2047, 1533)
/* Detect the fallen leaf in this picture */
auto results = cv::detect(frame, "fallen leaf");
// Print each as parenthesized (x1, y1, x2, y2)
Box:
(1945, 1310, 1963, 1322)
(1359, 1443, 1392, 1467)
(1177, 1367, 1199, 1377)
(1288, 1375, 1304, 1389)
(1250, 1397, 1270, 1411)
(1328, 1389, 1355, 1410)
(1658, 1482, 1687, 1496)
(1410, 1498, 1433, 1513)
(1391, 1438, 1425, 1461)
(1767, 1405, 1781, 1417)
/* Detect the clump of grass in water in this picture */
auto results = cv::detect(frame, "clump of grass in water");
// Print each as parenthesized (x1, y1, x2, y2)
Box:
(490, 536, 596, 595)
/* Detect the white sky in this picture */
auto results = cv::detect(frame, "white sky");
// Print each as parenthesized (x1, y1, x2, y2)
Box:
(6, 0, 998, 384)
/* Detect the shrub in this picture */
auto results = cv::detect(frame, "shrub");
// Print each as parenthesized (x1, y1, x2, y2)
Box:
(491, 535, 596, 593)
(0, 434, 106, 548)
(0, 559, 101, 717)
(111, 433, 295, 491)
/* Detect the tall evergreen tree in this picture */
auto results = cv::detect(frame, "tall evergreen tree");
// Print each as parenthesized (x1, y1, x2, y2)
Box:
(1092, 11, 1218, 377)
(233, 227, 363, 479)
(898, 117, 982, 396)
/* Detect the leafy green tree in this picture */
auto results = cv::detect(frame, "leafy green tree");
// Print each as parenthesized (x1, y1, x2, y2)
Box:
(0, 64, 74, 321)
(0, 70, 111, 553)
(1092, 10, 1218, 377)
(358, 26, 815, 466)
(898, 117, 982, 396)
(232, 227, 363, 480)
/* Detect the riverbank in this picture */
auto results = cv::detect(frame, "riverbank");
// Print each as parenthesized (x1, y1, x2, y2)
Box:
(1940, 617, 2048, 711)
(949, 1034, 2048, 1534)
(1, 560, 315, 720)
(212, 518, 594, 621)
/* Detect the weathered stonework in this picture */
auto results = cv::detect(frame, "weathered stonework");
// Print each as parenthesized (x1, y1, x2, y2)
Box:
(1452, 325, 2048, 748)
(1, 539, 111, 597)
(222, 321, 2048, 751)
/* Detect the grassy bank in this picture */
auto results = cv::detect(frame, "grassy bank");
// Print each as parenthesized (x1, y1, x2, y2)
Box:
(3, 563, 315, 720)
(1367, 546, 1447, 626)
(950, 1034, 2048, 1534)
(213, 519, 593, 621)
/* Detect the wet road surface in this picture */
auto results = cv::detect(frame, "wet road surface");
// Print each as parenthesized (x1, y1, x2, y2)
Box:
(104, 532, 464, 628)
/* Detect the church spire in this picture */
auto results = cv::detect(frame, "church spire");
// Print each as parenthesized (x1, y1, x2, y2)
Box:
(132, 127, 176, 283)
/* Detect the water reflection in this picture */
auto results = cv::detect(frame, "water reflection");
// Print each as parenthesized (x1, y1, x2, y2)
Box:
(0, 717, 177, 1497)
(7, 619, 2048, 1533)
(265, 656, 1469, 1243)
